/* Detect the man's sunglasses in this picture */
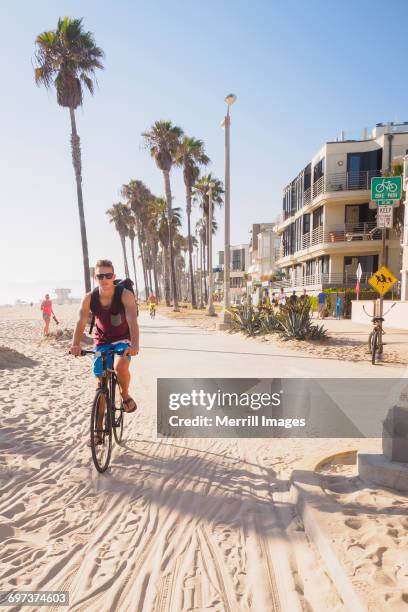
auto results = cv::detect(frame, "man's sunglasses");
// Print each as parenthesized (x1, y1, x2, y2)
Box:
(96, 273, 114, 280)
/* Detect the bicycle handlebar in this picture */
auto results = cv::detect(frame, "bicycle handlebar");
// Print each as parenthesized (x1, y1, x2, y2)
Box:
(362, 302, 396, 319)
(68, 348, 126, 357)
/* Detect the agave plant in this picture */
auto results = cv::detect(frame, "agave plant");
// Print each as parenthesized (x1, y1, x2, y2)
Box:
(276, 302, 327, 340)
(229, 306, 263, 337)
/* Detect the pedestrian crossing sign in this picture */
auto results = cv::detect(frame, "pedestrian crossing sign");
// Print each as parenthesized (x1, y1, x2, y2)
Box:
(368, 266, 398, 295)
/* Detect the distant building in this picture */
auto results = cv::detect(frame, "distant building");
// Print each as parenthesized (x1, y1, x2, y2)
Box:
(54, 288, 71, 305)
(216, 244, 249, 303)
(275, 122, 408, 292)
(247, 223, 280, 289)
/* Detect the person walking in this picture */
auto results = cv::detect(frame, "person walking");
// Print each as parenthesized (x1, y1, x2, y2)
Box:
(40, 293, 55, 336)
(278, 288, 286, 308)
(335, 293, 342, 320)
(289, 291, 297, 306)
(317, 290, 327, 319)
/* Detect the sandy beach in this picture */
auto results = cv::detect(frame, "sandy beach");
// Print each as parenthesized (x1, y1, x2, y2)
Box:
(1, 303, 408, 611)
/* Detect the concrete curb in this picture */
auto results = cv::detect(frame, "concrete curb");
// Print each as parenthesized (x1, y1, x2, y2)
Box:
(290, 450, 367, 612)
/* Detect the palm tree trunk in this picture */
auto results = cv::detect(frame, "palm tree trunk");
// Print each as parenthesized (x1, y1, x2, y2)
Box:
(163, 247, 171, 306)
(69, 108, 91, 292)
(163, 170, 179, 310)
(137, 228, 149, 299)
(120, 235, 130, 277)
(152, 250, 160, 300)
(130, 237, 139, 298)
(186, 192, 197, 308)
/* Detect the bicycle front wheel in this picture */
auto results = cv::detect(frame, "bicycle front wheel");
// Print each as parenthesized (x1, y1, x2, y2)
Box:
(113, 398, 124, 445)
(90, 389, 112, 473)
(371, 331, 378, 365)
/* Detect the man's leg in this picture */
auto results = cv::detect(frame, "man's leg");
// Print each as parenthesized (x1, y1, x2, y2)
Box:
(115, 357, 136, 413)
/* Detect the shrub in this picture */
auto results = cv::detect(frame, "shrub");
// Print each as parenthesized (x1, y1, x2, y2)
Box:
(229, 306, 263, 336)
(275, 302, 327, 340)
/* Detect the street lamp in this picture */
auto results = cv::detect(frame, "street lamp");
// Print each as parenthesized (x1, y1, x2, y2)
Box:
(218, 93, 237, 329)
(207, 182, 215, 315)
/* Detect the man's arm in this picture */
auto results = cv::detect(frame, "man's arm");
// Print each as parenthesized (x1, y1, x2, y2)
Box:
(69, 293, 91, 356)
(122, 290, 139, 356)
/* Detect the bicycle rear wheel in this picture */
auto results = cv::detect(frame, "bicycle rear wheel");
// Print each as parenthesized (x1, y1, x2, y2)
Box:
(90, 389, 112, 472)
(371, 331, 378, 365)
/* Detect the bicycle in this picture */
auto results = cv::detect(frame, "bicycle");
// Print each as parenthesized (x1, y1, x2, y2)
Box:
(363, 303, 396, 365)
(79, 348, 125, 472)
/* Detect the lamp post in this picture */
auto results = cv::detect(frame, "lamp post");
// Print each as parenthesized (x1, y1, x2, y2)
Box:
(207, 182, 215, 315)
(218, 93, 237, 329)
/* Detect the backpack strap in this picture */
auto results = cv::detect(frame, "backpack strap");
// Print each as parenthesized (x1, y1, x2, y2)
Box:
(88, 288, 99, 335)
(112, 284, 125, 314)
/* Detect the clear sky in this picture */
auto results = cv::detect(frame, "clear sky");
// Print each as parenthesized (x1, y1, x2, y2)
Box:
(2, 0, 408, 303)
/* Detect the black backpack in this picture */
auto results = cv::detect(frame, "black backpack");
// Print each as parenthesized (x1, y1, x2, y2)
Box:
(89, 278, 135, 335)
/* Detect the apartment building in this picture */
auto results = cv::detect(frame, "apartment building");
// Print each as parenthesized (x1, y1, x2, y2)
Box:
(216, 244, 250, 303)
(247, 223, 281, 285)
(275, 122, 408, 292)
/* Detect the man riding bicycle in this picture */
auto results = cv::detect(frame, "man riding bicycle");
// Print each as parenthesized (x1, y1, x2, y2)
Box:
(148, 293, 157, 316)
(70, 260, 139, 439)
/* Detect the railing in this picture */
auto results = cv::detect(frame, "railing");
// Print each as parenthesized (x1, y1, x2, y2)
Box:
(269, 271, 377, 290)
(282, 222, 382, 256)
(311, 170, 381, 202)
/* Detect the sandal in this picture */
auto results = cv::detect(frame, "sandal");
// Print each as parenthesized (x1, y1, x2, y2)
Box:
(123, 397, 137, 413)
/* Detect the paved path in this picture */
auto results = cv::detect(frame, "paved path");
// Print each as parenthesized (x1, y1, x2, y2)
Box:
(120, 314, 407, 610)
(135, 313, 407, 380)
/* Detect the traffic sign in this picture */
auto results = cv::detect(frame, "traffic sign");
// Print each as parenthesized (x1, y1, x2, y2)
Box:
(368, 265, 398, 295)
(377, 205, 393, 228)
(371, 176, 402, 201)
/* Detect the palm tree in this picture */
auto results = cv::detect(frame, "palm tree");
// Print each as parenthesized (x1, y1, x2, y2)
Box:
(194, 174, 224, 303)
(176, 137, 210, 308)
(106, 203, 132, 277)
(34, 17, 104, 292)
(127, 214, 139, 298)
(121, 180, 152, 298)
(142, 121, 184, 310)
(157, 201, 182, 305)
(196, 217, 218, 304)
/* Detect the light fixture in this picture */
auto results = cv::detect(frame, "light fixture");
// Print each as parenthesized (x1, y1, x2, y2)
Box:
(225, 94, 237, 106)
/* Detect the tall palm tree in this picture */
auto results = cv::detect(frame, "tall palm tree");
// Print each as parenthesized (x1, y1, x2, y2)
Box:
(106, 203, 132, 277)
(142, 121, 184, 310)
(34, 17, 104, 292)
(121, 180, 152, 298)
(127, 214, 139, 298)
(194, 174, 224, 303)
(176, 137, 209, 308)
(157, 201, 182, 305)
(196, 217, 218, 304)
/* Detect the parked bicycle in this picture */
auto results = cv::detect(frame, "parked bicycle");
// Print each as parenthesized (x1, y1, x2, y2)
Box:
(79, 347, 125, 472)
(363, 302, 396, 365)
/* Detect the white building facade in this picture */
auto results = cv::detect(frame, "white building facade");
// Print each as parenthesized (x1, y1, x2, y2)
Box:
(275, 122, 408, 292)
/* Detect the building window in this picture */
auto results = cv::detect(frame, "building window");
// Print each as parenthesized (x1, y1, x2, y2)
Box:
(313, 158, 325, 183)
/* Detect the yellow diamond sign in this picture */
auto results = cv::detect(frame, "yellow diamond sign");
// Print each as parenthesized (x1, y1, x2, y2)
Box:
(368, 266, 398, 295)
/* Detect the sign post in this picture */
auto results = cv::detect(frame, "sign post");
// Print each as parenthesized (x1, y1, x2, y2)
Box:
(371, 177, 401, 317)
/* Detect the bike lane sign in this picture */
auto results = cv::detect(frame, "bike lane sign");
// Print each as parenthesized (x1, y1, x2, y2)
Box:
(368, 265, 398, 295)
(371, 176, 402, 202)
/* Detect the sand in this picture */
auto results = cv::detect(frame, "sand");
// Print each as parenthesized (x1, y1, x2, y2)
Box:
(317, 455, 408, 611)
(0, 303, 407, 610)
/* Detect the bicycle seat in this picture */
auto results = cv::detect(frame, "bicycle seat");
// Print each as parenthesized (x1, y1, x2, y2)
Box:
(372, 317, 384, 322)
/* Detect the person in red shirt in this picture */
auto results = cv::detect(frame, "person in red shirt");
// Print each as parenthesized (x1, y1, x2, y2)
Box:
(70, 260, 139, 444)
(40, 293, 54, 336)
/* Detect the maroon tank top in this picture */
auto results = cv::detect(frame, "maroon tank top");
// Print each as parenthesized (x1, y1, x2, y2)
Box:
(93, 289, 130, 347)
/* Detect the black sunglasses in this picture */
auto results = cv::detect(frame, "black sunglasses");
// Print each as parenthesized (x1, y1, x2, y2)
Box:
(96, 273, 114, 280)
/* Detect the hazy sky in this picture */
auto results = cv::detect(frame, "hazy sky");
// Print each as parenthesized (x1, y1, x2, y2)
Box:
(2, 0, 408, 303)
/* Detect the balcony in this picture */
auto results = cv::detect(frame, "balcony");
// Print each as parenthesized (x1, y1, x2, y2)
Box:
(270, 271, 379, 290)
(312, 170, 379, 199)
(278, 222, 384, 260)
